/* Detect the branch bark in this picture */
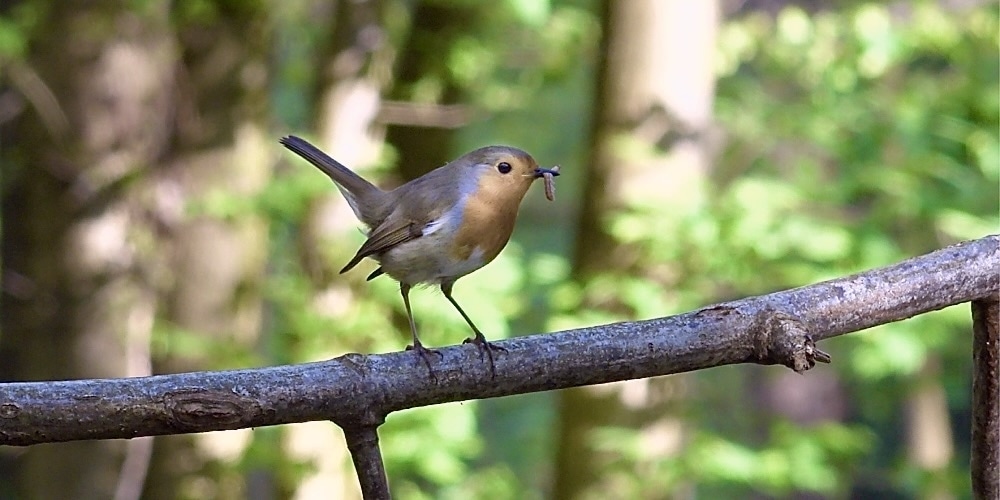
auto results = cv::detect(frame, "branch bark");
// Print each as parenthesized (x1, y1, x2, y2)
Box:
(0, 235, 997, 447)
(972, 296, 999, 499)
(344, 425, 389, 499)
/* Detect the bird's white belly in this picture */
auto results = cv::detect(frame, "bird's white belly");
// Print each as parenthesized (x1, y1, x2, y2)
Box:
(379, 234, 486, 285)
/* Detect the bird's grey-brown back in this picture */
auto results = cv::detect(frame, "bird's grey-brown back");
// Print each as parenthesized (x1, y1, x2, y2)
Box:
(390, 164, 477, 226)
(389, 145, 535, 221)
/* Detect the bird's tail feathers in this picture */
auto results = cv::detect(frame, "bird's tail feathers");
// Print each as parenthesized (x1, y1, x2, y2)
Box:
(279, 135, 385, 222)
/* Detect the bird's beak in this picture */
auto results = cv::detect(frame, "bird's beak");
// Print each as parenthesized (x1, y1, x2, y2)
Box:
(534, 167, 561, 178)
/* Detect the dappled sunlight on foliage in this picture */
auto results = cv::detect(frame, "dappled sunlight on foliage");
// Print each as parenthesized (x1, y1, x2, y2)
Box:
(685, 422, 875, 496)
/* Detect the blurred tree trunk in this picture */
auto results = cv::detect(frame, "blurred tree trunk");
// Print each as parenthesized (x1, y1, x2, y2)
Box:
(140, 6, 273, 500)
(554, 1, 719, 498)
(0, 2, 176, 499)
(905, 356, 955, 500)
(286, 1, 393, 499)
(383, 1, 470, 180)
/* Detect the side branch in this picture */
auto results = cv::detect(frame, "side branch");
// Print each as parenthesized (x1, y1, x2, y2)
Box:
(971, 297, 999, 498)
(1, 235, 997, 446)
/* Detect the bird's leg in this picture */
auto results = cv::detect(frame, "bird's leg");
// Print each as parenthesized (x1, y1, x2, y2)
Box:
(401, 283, 441, 379)
(442, 281, 506, 378)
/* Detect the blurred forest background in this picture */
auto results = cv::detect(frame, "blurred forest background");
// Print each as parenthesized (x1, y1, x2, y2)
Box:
(0, 0, 997, 498)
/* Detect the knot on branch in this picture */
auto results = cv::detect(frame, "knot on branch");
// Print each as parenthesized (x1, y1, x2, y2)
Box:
(750, 308, 832, 373)
(0, 403, 20, 419)
(330, 353, 388, 429)
(163, 389, 263, 431)
(338, 352, 372, 377)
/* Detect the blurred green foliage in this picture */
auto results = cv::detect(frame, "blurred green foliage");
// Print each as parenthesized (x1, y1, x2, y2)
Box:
(686, 422, 876, 495)
(0, 2, 40, 60)
(388, 0, 597, 111)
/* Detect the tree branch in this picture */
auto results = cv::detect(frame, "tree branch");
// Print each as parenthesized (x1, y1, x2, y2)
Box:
(0, 235, 997, 446)
(971, 297, 999, 499)
(344, 425, 390, 499)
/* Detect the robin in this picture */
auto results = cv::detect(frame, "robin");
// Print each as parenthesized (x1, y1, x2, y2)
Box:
(280, 136, 559, 377)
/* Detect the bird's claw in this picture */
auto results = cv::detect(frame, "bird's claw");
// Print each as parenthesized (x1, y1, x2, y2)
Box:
(406, 342, 443, 381)
(463, 333, 506, 378)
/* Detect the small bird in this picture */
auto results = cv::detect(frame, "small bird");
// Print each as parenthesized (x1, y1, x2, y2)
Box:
(280, 135, 559, 377)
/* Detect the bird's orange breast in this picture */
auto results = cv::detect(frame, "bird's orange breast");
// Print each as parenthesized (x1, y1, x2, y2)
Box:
(449, 181, 520, 265)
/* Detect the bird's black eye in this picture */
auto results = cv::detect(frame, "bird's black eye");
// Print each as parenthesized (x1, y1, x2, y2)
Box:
(497, 162, 512, 174)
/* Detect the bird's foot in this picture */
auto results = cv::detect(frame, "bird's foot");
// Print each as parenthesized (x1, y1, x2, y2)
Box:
(406, 340, 443, 382)
(463, 332, 506, 378)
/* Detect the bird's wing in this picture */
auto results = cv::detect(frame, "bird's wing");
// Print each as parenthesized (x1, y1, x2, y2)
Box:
(339, 178, 458, 275)
(340, 214, 424, 274)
